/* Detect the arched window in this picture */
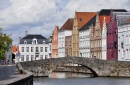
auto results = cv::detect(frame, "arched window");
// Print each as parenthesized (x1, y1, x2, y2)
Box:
(24, 40, 27, 44)
(43, 41, 45, 44)
(32, 38, 37, 44)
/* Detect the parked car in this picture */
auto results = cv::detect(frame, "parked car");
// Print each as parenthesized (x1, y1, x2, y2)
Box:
(0, 60, 4, 65)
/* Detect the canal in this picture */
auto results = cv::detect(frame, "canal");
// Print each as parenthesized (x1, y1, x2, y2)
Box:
(34, 72, 130, 85)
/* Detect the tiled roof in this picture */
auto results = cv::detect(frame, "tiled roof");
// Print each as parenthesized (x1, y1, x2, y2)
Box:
(22, 34, 47, 39)
(79, 15, 96, 31)
(12, 45, 17, 52)
(76, 12, 97, 29)
(60, 18, 74, 30)
(99, 9, 127, 29)
(20, 34, 48, 44)
(126, 18, 130, 23)
(99, 16, 110, 30)
(99, 9, 127, 16)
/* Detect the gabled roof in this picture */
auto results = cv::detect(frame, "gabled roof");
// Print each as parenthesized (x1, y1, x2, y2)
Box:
(22, 34, 47, 39)
(54, 25, 59, 31)
(99, 9, 127, 29)
(76, 12, 97, 29)
(99, 9, 127, 16)
(99, 16, 110, 29)
(79, 15, 96, 31)
(12, 45, 17, 52)
(126, 18, 130, 23)
(60, 18, 74, 30)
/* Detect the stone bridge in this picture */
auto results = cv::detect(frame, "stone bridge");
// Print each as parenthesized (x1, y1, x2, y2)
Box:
(20, 57, 130, 77)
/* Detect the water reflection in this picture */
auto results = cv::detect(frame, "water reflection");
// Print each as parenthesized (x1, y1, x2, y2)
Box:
(49, 72, 91, 78)
(34, 72, 130, 85)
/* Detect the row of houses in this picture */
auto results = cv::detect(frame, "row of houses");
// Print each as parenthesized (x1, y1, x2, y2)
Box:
(12, 9, 130, 62)
(52, 9, 130, 61)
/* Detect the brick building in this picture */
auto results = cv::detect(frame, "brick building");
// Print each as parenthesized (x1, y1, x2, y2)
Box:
(52, 25, 59, 58)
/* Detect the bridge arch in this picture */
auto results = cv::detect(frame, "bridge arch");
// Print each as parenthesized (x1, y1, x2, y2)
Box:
(20, 57, 99, 77)
(51, 60, 98, 77)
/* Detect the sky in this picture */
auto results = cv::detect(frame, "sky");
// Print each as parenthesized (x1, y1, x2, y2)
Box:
(0, 0, 130, 45)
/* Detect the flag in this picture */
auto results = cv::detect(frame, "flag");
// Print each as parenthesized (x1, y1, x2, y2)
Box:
(17, 52, 21, 58)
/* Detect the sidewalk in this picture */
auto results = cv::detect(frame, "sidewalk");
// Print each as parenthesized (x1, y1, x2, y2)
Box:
(0, 65, 22, 84)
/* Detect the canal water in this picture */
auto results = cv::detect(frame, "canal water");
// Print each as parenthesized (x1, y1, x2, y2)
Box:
(34, 72, 130, 85)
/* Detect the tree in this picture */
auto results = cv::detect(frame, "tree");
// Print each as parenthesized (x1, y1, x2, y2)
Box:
(0, 28, 12, 60)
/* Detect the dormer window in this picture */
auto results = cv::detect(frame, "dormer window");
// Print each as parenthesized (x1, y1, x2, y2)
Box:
(79, 18, 82, 22)
(24, 40, 27, 44)
(32, 38, 37, 44)
(33, 40, 36, 44)
(43, 41, 45, 44)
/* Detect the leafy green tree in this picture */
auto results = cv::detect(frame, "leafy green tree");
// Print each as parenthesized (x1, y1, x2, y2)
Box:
(0, 28, 12, 60)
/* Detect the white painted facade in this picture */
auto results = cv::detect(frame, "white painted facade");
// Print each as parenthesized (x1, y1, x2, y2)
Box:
(118, 24, 130, 61)
(101, 17, 107, 60)
(19, 44, 51, 62)
(18, 35, 51, 62)
(79, 29, 90, 58)
(58, 30, 72, 57)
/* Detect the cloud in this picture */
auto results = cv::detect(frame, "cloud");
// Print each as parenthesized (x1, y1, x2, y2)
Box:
(0, 0, 57, 25)
(0, 0, 130, 45)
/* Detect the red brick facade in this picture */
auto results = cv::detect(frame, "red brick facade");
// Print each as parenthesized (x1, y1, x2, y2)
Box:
(52, 25, 59, 58)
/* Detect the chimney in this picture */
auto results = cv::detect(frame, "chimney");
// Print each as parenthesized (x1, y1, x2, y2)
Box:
(25, 31, 28, 36)
(19, 37, 21, 43)
(4, 34, 6, 37)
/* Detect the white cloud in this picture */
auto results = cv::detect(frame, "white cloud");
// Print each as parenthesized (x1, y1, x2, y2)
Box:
(0, 0, 130, 45)
(0, 0, 57, 25)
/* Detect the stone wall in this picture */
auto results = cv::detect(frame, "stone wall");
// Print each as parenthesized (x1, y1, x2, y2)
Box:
(20, 57, 130, 77)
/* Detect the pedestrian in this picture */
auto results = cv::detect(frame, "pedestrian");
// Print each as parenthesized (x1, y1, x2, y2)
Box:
(7, 60, 9, 64)
(4, 60, 6, 65)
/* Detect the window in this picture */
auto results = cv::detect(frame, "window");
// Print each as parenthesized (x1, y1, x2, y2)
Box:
(26, 47, 29, 52)
(50, 45, 51, 51)
(118, 37, 120, 46)
(33, 40, 37, 44)
(45, 47, 47, 52)
(122, 49, 125, 59)
(126, 49, 128, 60)
(26, 55, 29, 61)
(36, 47, 39, 52)
(79, 18, 82, 21)
(129, 35, 130, 45)
(40, 47, 43, 52)
(43, 41, 45, 44)
(126, 36, 128, 45)
(40, 55, 43, 60)
(129, 50, 130, 60)
(122, 35, 124, 42)
(22, 47, 24, 52)
(31, 55, 34, 61)
(24, 40, 27, 44)
(45, 55, 48, 59)
(31, 47, 34, 52)
(21, 55, 24, 61)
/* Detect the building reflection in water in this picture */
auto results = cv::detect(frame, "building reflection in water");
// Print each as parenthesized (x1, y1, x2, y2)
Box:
(49, 72, 91, 78)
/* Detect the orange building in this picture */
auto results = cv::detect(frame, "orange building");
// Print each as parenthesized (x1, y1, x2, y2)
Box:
(52, 25, 59, 58)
